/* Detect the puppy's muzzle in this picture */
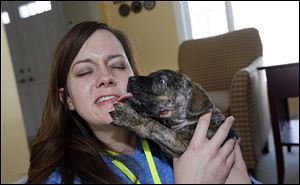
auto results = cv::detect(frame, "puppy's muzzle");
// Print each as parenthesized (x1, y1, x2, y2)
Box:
(128, 76, 139, 83)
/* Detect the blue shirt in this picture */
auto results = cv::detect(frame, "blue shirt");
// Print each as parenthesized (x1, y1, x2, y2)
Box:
(44, 138, 174, 184)
(44, 138, 261, 184)
(102, 139, 174, 184)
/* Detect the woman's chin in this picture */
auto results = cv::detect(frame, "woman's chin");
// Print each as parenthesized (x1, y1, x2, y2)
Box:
(107, 117, 114, 125)
(98, 116, 113, 125)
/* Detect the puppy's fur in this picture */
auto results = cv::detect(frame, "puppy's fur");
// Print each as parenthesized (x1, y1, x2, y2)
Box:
(110, 69, 238, 158)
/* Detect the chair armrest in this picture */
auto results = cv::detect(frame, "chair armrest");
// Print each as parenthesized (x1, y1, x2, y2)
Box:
(229, 57, 271, 169)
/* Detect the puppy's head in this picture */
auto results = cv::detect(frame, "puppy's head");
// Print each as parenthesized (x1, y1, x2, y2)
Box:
(126, 69, 194, 127)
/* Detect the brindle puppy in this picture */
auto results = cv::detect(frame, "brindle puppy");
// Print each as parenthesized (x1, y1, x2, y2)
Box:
(110, 69, 238, 158)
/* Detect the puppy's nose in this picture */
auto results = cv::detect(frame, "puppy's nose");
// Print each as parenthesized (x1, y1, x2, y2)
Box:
(129, 76, 138, 83)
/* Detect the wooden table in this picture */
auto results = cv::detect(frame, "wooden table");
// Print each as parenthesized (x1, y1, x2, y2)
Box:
(258, 63, 299, 184)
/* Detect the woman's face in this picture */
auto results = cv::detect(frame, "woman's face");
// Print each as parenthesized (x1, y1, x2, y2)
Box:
(62, 29, 134, 129)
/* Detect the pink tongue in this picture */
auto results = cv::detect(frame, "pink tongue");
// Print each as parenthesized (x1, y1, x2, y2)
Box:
(116, 93, 133, 102)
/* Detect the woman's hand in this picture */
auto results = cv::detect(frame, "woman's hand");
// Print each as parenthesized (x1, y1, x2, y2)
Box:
(173, 111, 236, 184)
(225, 139, 251, 184)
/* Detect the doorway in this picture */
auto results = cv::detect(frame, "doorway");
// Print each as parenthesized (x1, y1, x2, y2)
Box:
(1, 1, 66, 143)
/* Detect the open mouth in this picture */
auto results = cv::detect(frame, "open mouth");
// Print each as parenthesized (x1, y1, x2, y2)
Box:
(95, 93, 133, 106)
(159, 110, 171, 118)
(95, 95, 119, 106)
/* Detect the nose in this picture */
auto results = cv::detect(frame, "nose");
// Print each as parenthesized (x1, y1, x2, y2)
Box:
(129, 76, 150, 84)
(95, 70, 116, 88)
(128, 76, 138, 83)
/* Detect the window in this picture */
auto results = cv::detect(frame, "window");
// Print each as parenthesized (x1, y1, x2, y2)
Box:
(18, 1, 52, 19)
(187, 1, 299, 66)
(188, 1, 228, 39)
(1, 11, 10, 24)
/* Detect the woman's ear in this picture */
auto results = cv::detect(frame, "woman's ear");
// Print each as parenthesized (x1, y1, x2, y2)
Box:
(59, 88, 75, 110)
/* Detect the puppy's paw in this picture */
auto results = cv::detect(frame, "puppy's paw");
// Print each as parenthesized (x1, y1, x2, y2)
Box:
(228, 128, 239, 140)
(110, 102, 143, 128)
(109, 102, 128, 127)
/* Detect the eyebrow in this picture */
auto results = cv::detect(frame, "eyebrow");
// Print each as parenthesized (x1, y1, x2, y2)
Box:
(107, 54, 125, 61)
(72, 54, 125, 70)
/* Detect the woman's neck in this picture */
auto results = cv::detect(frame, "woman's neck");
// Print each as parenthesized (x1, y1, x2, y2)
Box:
(93, 124, 138, 154)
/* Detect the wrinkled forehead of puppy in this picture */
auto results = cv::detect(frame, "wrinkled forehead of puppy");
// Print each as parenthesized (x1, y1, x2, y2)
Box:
(146, 69, 194, 98)
(148, 69, 191, 86)
(148, 69, 192, 83)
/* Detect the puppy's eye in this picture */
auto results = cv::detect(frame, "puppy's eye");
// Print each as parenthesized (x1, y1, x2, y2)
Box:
(159, 78, 166, 84)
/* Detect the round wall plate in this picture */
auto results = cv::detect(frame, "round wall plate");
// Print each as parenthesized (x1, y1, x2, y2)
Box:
(144, 1, 156, 10)
(119, 3, 130, 17)
(131, 1, 142, 13)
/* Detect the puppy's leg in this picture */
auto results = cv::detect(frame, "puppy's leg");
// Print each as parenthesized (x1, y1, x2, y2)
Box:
(207, 106, 239, 140)
(110, 102, 188, 157)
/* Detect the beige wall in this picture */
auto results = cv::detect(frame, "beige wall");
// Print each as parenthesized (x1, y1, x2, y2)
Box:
(288, 97, 299, 117)
(99, 1, 179, 75)
(62, 1, 101, 25)
(1, 22, 30, 183)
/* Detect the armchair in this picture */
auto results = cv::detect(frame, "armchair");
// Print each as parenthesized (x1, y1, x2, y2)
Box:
(178, 28, 271, 171)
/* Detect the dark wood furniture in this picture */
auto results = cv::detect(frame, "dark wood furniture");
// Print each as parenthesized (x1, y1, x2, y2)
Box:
(258, 63, 299, 184)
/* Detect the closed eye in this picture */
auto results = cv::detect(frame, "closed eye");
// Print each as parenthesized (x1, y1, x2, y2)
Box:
(77, 70, 93, 76)
(111, 65, 126, 69)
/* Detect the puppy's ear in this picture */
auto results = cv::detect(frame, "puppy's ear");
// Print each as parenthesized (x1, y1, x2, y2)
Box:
(186, 82, 213, 116)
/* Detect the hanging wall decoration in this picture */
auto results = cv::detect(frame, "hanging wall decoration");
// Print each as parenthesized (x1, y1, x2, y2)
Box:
(144, 1, 156, 10)
(131, 1, 142, 13)
(117, 1, 156, 17)
(119, 3, 130, 17)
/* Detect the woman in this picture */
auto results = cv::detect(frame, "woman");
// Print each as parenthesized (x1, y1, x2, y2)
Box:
(26, 21, 255, 184)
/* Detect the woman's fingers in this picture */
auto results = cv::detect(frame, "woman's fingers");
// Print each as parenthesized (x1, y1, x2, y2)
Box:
(218, 138, 236, 160)
(226, 148, 235, 168)
(189, 111, 212, 147)
(233, 139, 244, 166)
(209, 116, 235, 149)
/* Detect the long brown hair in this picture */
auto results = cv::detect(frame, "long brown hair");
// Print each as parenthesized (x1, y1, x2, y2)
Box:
(26, 21, 140, 183)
